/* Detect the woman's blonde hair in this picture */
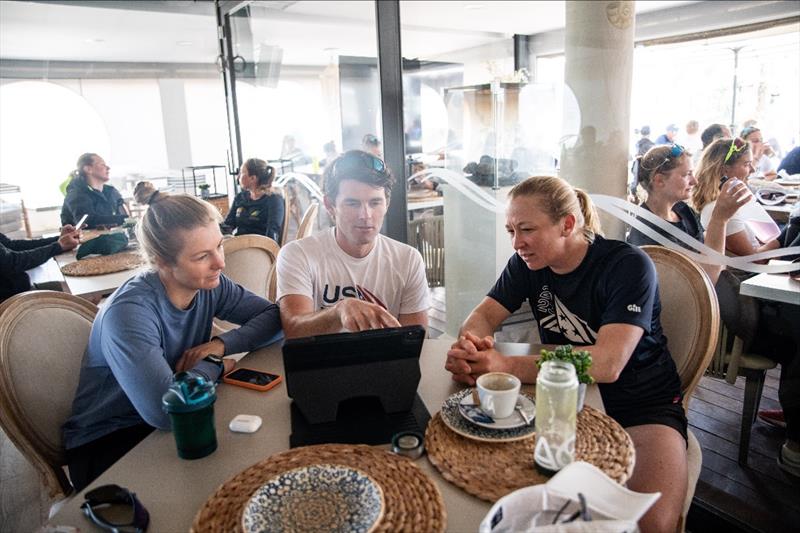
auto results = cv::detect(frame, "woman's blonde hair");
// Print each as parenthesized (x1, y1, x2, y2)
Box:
(508, 175, 602, 242)
(136, 194, 221, 267)
(692, 137, 750, 213)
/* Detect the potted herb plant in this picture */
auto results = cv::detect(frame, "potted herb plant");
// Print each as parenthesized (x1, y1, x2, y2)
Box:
(198, 183, 211, 199)
(537, 345, 594, 411)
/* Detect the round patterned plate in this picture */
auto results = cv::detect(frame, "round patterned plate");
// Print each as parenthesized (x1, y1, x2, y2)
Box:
(440, 388, 536, 443)
(458, 392, 535, 430)
(241, 463, 384, 533)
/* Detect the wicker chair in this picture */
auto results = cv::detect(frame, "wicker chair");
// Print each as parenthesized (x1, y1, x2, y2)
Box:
(0, 291, 98, 503)
(641, 246, 720, 532)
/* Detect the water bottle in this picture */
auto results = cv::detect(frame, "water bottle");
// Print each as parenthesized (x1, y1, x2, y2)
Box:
(162, 372, 218, 460)
(534, 361, 578, 476)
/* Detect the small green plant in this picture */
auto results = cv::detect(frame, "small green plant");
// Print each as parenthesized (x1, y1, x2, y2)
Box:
(537, 345, 594, 385)
(198, 184, 210, 190)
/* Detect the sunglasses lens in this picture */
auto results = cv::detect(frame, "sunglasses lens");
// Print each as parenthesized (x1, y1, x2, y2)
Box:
(92, 501, 135, 526)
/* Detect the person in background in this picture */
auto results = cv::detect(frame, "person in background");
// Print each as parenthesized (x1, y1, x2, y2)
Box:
(692, 137, 780, 257)
(62, 193, 281, 491)
(320, 141, 339, 168)
(277, 150, 428, 338)
(223, 158, 284, 243)
(362, 134, 383, 158)
(1, 225, 81, 301)
(778, 146, 800, 176)
(677, 120, 702, 156)
(655, 124, 679, 145)
(627, 144, 751, 284)
(61, 153, 129, 228)
(446, 176, 688, 532)
(740, 126, 778, 180)
(700, 123, 732, 150)
(635, 125, 655, 157)
(280, 135, 311, 166)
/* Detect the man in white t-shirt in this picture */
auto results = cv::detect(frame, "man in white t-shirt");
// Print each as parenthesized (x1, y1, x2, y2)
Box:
(277, 149, 429, 338)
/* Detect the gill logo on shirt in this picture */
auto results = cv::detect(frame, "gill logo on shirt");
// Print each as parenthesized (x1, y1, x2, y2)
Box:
(627, 303, 642, 313)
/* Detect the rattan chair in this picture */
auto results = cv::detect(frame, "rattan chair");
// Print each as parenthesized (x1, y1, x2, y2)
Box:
(708, 269, 777, 466)
(296, 201, 319, 241)
(641, 246, 720, 532)
(409, 215, 445, 287)
(0, 291, 98, 502)
(214, 234, 280, 334)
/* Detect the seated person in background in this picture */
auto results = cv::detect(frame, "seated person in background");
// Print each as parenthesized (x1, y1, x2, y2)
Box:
(627, 144, 752, 283)
(222, 158, 285, 243)
(62, 193, 281, 491)
(740, 126, 778, 180)
(446, 176, 688, 533)
(0, 225, 81, 301)
(692, 138, 781, 257)
(61, 153, 129, 228)
(778, 146, 800, 176)
(700, 123, 731, 151)
(362, 134, 383, 158)
(654, 123, 678, 145)
(277, 150, 429, 338)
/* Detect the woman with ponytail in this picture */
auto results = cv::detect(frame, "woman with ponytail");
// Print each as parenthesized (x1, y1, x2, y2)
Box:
(61, 153, 129, 228)
(223, 158, 285, 242)
(63, 193, 281, 490)
(445, 175, 688, 532)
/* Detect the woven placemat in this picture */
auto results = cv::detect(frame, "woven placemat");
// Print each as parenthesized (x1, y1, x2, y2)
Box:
(425, 405, 635, 502)
(191, 444, 446, 533)
(61, 252, 144, 277)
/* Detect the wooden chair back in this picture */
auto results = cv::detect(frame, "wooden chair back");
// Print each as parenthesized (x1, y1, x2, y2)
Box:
(641, 246, 720, 410)
(0, 291, 98, 498)
(408, 215, 445, 287)
(296, 201, 319, 241)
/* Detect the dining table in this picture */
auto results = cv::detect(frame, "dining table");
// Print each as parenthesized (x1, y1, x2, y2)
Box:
(46, 339, 608, 532)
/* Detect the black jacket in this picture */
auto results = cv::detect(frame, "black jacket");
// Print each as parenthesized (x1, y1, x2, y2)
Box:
(223, 191, 285, 243)
(61, 179, 126, 228)
(0, 232, 62, 301)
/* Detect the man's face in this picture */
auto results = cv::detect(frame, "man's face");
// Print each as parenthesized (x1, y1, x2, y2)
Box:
(325, 179, 388, 251)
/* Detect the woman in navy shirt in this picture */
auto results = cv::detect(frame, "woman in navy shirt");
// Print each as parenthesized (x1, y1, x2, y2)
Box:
(446, 176, 687, 533)
(223, 158, 285, 242)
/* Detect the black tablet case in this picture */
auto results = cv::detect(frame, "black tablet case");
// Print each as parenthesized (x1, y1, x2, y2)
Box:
(282, 325, 430, 447)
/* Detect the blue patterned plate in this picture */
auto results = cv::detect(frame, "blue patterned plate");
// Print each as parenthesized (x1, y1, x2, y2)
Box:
(241, 464, 384, 533)
(440, 388, 537, 443)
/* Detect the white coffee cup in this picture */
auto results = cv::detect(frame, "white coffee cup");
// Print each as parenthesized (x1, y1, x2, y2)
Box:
(476, 372, 521, 419)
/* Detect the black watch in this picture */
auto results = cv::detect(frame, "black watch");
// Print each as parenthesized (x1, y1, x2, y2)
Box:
(203, 354, 225, 369)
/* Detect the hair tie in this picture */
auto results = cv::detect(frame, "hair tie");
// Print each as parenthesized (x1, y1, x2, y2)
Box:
(147, 190, 160, 205)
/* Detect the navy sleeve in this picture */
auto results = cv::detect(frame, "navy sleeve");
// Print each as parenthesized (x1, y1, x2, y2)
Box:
(597, 247, 657, 334)
(223, 194, 240, 229)
(487, 254, 529, 314)
(265, 194, 285, 243)
(0, 238, 62, 274)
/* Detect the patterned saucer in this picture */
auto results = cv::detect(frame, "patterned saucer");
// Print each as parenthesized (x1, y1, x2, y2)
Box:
(440, 388, 536, 443)
(459, 392, 535, 430)
(241, 464, 384, 533)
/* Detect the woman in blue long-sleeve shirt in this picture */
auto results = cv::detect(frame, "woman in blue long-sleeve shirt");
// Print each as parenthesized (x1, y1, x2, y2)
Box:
(62, 193, 282, 490)
(223, 158, 285, 243)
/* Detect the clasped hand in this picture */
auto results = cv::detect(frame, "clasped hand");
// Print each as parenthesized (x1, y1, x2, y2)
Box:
(176, 338, 233, 374)
(445, 332, 507, 386)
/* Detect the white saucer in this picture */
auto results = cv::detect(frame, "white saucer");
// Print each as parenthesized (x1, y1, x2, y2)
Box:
(458, 392, 535, 430)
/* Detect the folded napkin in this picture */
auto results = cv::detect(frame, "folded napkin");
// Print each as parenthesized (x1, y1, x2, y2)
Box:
(76, 232, 129, 259)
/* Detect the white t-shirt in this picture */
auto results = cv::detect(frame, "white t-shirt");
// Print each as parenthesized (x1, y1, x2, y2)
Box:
(277, 227, 430, 319)
(700, 200, 759, 249)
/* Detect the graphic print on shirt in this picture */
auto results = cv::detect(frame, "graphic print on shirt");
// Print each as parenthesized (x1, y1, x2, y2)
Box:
(536, 285, 597, 344)
(321, 283, 387, 310)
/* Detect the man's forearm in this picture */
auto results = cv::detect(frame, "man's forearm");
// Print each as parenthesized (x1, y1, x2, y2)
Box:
(282, 306, 342, 339)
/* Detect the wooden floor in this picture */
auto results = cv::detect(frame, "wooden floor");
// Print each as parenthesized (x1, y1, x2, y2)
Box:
(687, 368, 800, 532)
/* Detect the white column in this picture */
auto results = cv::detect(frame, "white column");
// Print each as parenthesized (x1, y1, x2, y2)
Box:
(158, 79, 193, 169)
(561, 1, 635, 239)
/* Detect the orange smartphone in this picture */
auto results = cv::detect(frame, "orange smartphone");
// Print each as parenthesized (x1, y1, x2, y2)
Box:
(222, 368, 282, 392)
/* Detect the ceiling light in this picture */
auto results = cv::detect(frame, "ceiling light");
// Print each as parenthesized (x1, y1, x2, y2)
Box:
(464, 2, 486, 10)
(84, 38, 105, 44)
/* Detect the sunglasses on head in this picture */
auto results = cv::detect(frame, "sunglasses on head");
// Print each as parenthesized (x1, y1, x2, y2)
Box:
(332, 151, 386, 177)
(724, 137, 746, 164)
(81, 484, 149, 533)
(642, 144, 685, 173)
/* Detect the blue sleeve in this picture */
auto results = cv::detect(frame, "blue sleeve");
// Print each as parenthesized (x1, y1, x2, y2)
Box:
(598, 248, 657, 334)
(487, 254, 529, 314)
(98, 303, 174, 430)
(265, 194, 285, 243)
(214, 274, 282, 354)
